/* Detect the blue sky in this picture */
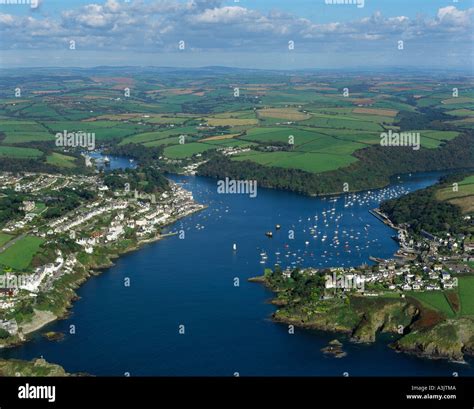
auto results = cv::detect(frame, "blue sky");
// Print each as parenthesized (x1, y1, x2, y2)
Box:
(0, 0, 473, 70)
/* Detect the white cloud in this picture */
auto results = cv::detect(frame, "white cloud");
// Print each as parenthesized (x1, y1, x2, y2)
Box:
(0, 13, 14, 27)
(437, 6, 473, 26)
(191, 6, 254, 24)
(0, 1, 472, 58)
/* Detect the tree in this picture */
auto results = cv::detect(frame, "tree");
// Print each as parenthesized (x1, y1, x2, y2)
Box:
(0, 328, 10, 339)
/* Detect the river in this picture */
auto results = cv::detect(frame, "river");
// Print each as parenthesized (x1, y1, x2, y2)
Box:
(1, 163, 472, 376)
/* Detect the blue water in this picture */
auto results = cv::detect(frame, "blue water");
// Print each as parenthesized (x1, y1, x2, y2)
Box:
(1, 170, 473, 376)
(88, 152, 137, 171)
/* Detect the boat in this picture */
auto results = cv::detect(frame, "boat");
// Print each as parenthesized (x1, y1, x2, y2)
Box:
(233, 243, 237, 251)
(265, 231, 273, 238)
(275, 224, 281, 230)
(103, 156, 111, 166)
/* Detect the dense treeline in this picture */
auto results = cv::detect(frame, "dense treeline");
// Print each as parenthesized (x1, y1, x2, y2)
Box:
(396, 107, 454, 132)
(43, 188, 97, 219)
(107, 143, 164, 166)
(0, 193, 25, 225)
(103, 166, 169, 193)
(379, 172, 474, 234)
(198, 133, 474, 196)
(380, 188, 463, 234)
(264, 266, 328, 304)
(0, 157, 63, 174)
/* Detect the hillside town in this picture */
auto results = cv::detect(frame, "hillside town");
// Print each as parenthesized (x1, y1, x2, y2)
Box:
(0, 171, 204, 339)
(280, 210, 474, 297)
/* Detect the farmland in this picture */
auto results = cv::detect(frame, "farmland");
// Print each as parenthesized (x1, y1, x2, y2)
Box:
(408, 291, 456, 318)
(0, 233, 13, 247)
(0, 67, 472, 194)
(46, 152, 77, 168)
(0, 235, 45, 271)
(435, 175, 474, 213)
(407, 275, 474, 319)
(0, 146, 42, 158)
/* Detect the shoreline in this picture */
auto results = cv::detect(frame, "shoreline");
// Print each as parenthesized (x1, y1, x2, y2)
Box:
(1, 205, 207, 350)
(250, 271, 474, 363)
(196, 167, 470, 199)
(21, 310, 57, 336)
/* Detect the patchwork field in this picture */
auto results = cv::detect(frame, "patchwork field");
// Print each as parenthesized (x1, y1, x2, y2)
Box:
(0, 69, 471, 179)
(205, 117, 258, 126)
(352, 107, 398, 117)
(201, 133, 240, 141)
(257, 108, 310, 121)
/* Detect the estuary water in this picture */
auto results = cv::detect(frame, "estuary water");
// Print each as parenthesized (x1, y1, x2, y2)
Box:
(1, 169, 473, 376)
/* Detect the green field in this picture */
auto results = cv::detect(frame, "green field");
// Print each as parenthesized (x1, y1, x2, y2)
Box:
(228, 125, 367, 173)
(0, 70, 471, 187)
(408, 291, 456, 318)
(435, 174, 474, 213)
(3, 132, 53, 144)
(46, 152, 77, 168)
(408, 276, 474, 318)
(119, 126, 198, 145)
(232, 150, 358, 173)
(0, 146, 43, 158)
(418, 130, 460, 149)
(458, 276, 474, 316)
(446, 109, 474, 117)
(436, 175, 474, 200)
(0, 233, 13, 247)
(0, 236, 44, 270)
(163, 143, 216, 159)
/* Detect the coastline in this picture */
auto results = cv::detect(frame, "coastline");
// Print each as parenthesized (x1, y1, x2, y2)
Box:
(249, 272, 474, 363)
(21, 310, 57, 336)
(1, 205, 207, 350)
(247, 190, 474, 363)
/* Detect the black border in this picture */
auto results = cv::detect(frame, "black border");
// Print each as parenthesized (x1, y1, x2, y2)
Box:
(1, 377, 473, 409)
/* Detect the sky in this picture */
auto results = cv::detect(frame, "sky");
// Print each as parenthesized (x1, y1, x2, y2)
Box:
(0, 0, 473, 70)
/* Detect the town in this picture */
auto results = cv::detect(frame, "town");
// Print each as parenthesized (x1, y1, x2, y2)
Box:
(278, 209, 474, 298)
(0, 171, 204, 342)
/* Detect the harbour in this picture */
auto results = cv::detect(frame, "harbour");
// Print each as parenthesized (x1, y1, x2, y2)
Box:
(1, 170, 472, 376)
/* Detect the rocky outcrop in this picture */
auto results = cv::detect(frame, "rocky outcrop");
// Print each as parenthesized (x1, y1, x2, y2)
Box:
(393, 318, 474, 362)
